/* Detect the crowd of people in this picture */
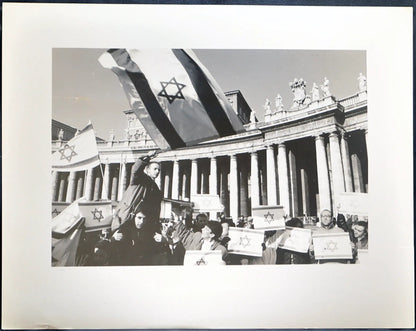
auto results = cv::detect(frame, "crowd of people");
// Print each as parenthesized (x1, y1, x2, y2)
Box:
(76, 152, 368, 266)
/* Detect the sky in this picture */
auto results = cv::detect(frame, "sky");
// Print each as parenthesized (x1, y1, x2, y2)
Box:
(52, 48, 366, 140)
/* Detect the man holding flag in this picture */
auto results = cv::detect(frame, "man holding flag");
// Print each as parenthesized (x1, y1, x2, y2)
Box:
(110, 150, 162, 234)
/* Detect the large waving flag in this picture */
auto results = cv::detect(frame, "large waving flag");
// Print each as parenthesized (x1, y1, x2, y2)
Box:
(99, 49, 245, 150)
(52, 123, 100, 172)
(52, 218, 85, 266)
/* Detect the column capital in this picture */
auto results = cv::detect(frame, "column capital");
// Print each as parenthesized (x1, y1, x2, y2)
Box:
(278, 142, 287, 149)
(314, 134, 325, 142)
(329, 131, 340, 139)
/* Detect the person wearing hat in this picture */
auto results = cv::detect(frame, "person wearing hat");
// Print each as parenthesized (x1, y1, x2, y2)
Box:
(170, 214, 228, 261)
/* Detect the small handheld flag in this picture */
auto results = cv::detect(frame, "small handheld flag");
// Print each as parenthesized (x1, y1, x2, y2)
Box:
(312, 232, 353, 260)
(228, 227, 265, 257)
(52, 123, 100, 172)
(99, 49, 245, 150)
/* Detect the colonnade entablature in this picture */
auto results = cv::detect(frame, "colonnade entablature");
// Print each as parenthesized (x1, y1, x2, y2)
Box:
(52, 91, 368, 221)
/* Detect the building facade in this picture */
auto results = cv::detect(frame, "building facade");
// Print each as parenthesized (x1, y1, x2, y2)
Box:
(52, 84, 368, 221)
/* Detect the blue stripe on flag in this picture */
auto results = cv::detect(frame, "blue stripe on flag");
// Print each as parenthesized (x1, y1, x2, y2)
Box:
(108, 49, 185, 149)
(172, 49, 237, 137)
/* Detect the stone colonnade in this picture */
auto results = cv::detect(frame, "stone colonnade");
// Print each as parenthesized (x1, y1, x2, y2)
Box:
(52, 129, 367, 221)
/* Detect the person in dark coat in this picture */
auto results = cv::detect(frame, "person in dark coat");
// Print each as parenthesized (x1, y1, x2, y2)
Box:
(110, 209, 160, 265)
(111, 150, 162, 235)
(276, 217, 311, 264)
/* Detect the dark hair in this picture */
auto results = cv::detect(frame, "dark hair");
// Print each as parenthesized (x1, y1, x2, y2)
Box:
(355, 221, 368, 231)
(220, 217, 235, 227)
(286, 217, 303, 228)
(206, 221, 223, 240)
(193, 213, 208, 232)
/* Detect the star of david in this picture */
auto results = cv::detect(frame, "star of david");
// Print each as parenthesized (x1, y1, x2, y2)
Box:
(91, 208, 104, 222)
(52, 208, 60, 217)
(239, 235, 251, 248)
(196, 257, 206, 266)
(264, 212, 274, 224)
(158, 77, 186, 104)
(58, 144, 77, 162)
(325, 240, 338, 252)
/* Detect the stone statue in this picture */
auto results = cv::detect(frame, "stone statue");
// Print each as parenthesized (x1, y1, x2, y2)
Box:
(289, 78, 307, 108)
(58, 129, 64, 141)
(264, 98, 271, 115)
(311, 83, 320, 101)
(275, 94, 284, 111)
(109, 130, 115, 141)
(250, 110, 256, 124)
(320, 77, 331, 97)
(358, 73, 367, 91)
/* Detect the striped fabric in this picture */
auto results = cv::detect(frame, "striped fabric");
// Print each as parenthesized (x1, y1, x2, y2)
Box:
(99, 49, 245, 150)
(52, 123, 100, 172)
(227, 227, 265, 257)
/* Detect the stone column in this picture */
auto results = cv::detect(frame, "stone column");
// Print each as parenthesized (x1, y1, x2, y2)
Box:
(266, 145, 277, 205)
(181, 172, 187, 200)
(277, 143, 290, 216)
(155, 163, 162, 189)
(110, 173, 118, 201)
(101, 163, 111, 200)
(52, 171, 59, 202)
(351, 154, 364, 193)
(171, 160, 180, 200)
(93, 177, 102, 201)
(66, 171, 77, 203)
(209, 157, 218, 196)
(164, 172, 171, 199)
(250, 151, 260, 208)
(240, 163, 249, 217)
(288, 149, 298, 217)
(58, 175, 66, 202)
(219, 167, 228, 215)
(85, 168, 95, 201)
(364, 129, 368, 152)
(229, 154, 239, 221)
(117, 162, 127, 201)
(329, 132, 345, 209)
(315, 135, 331, 212)
(340, 133, 354, 192)
(300, 169, 310, 216)
(191, 159, 198, 197)
(76, 175, 84, 200)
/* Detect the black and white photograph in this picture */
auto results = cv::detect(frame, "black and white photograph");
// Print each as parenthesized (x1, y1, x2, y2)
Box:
(2, 3, 413, 329)
(51, 48, 369, 267)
